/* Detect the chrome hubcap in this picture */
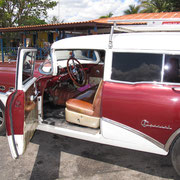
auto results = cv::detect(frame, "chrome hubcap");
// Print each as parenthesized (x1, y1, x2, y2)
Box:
(0, 109, 3, 127)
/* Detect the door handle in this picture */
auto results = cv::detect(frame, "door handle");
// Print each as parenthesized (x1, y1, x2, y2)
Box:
(30, 92, 39, 101)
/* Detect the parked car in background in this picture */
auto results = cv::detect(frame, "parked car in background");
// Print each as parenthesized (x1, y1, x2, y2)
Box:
(1, 20, 180, 176)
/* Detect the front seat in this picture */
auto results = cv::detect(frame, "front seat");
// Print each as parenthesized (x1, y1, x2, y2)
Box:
(65, 80, 103, 128)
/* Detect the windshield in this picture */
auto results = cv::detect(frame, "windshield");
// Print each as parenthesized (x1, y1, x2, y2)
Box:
(55, 49, 103, 61)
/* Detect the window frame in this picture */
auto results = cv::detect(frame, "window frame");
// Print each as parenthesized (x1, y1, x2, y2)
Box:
(111, 52, 163, 83)
(104, 49, 180, 85)
(22, 51, 36, 85)
(54, 49, 102, 62)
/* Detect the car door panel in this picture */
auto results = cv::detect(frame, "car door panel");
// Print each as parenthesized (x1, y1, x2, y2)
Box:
(6, 48, 38, 159)
(102, 81, 180, 145)
(24, 83, 38, 149)
(6, 90, 24, 136)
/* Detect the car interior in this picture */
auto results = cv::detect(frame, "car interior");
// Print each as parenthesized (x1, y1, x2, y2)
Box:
(41, 50, 105, 134)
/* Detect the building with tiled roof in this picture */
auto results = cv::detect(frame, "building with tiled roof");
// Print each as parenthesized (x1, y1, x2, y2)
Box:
(94, 12, 180, 24)
(1, 12, 180, 32)
(1, 11, 180, 62)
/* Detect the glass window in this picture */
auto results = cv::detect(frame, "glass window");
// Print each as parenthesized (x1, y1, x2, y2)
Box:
(111, 53, 162, 82)
(55, 49, 104, 62)
(23, 51, 36, 84)
(163, 55, 180, 83)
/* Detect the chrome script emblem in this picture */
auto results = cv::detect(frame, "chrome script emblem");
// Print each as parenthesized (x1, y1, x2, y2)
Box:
(141, 120, 172, 130)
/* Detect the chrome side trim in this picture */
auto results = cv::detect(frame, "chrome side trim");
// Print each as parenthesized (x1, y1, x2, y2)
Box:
(105, 79, 180, 86)
(164, 128, 180, 151)
(102, 117, 166, 150)
(141, 119, 172, 130)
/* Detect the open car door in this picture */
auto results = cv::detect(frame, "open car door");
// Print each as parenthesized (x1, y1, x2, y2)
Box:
(6, 48, 38, 159)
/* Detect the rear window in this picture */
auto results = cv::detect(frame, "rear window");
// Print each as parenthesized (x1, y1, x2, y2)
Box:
(111, 53, 162, 82)
(163, 55, 180, 83)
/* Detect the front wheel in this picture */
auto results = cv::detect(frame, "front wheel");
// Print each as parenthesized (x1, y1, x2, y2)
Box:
(0, 107, 5, 136)
(171, 137, 180, 176)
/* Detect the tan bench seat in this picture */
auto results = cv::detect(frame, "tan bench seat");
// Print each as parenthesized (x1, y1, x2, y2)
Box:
(65, 80, 103, 128)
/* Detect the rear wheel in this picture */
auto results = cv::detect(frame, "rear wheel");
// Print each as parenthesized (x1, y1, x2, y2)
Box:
(0, 107, 5, 136)
(171, 137, 180, 176)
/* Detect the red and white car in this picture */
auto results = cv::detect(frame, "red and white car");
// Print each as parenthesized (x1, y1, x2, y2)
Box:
(1, 26, 180, 175)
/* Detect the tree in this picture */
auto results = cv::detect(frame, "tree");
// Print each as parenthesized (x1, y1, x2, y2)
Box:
(166, 0, 180, 11)
(139, 0, 174, 13)
(124, 5, 141, 15)
(48, 16, 64, 24)
(99, 12, 113, 19)
(21, 16, 47, 26)
(124, 0, 180, 14)
(0, 0, 57, 27)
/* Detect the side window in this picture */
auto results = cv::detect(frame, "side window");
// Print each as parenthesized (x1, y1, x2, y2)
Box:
(23, 51, 36, 84)
(55, 49, 105, 62)
(111, 53, 162, 82)
(163, 55, 180, 83)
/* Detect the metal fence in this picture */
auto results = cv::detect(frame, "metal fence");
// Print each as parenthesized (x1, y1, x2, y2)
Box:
(0, 47, 50, 62)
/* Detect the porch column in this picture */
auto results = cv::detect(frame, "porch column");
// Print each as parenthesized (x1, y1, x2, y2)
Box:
(62, 30, 65, 39)
(56, 29, 59, 41)
(59, 31, 61, 40)
(88, 29, 91, 35)
(93, 26, 97, 34)
(59, 31, 64, 39)
(0, 33, 4, 63)
(36, 31, 38, 47)
(23, 32, 26, 47)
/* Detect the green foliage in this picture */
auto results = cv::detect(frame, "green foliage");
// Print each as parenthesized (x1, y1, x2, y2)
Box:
(0, 0, 57, 27)
(48, 16, 64, 24)
(166, 0, 180, 11)
(123, 0, 180, 15)
(124, 5, 141, 14)
(139, 0, 173, 13)
(21, 16, 47, 26)
(99, 12, 113, 19)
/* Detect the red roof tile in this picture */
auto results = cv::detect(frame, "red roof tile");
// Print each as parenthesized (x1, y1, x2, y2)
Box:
(94, 12, 180, 24)
(0, 12, 180, 32)
(0, 20, 111, 32)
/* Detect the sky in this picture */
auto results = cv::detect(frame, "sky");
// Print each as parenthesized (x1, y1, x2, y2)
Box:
(47, 0, 138, 23)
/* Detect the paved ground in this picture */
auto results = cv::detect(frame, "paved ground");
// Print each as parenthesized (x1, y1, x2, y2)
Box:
(0, 130, 179, 180)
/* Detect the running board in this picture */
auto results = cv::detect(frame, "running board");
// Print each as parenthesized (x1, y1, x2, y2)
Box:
(37, 122, 168, 156)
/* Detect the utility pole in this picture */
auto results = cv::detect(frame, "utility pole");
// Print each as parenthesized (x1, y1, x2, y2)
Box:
(58, 0, 60, 22)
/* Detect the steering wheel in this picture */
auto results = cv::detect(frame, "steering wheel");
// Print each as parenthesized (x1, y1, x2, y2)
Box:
(67, 57, 87, 87)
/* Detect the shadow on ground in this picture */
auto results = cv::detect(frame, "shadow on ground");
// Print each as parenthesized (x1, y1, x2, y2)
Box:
(29, 130, 179, 180)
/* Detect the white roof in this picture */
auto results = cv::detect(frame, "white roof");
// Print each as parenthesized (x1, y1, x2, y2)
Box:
(51, 34, 110, 50)
(51, 32, 180, 52)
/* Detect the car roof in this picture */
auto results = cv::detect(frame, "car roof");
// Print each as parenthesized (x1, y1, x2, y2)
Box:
(51, 32, 180, 52)
(51, 34, 109, 50)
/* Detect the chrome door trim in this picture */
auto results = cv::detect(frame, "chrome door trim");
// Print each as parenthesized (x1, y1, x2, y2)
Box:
(104, 79, 180, 86)
(102, 117, 166, 151)
(165, 128, 180, 151)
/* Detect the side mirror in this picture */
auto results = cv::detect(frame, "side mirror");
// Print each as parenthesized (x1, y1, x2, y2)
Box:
(39, 59, 52, 74)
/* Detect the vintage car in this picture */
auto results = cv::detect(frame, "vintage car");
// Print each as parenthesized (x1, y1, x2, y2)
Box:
(1, 21, 180, 176)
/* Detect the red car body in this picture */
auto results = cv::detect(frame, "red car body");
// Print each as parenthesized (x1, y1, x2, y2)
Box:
(2, 29, 180, 176)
